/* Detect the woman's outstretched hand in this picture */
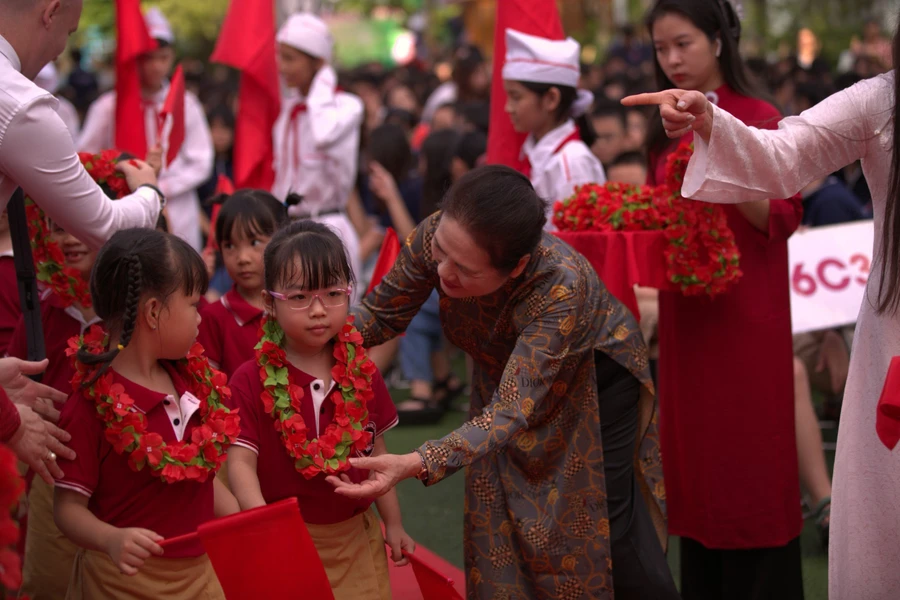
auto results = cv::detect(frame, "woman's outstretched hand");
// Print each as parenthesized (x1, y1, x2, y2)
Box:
(622, 90, 714, 143)
(326, 452, 422, 499)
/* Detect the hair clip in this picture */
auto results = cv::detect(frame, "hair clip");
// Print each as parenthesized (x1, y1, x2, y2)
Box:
(117, 344, 124, 351)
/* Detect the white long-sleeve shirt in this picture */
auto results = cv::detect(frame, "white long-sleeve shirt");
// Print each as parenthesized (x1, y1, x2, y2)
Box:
(78, 83, 213, 250)
(523, 119, 606, 230)
(0, 35, 160, 249)
(271, 65, 363, 214)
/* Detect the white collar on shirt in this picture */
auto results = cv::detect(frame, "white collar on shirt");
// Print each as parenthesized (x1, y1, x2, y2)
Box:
(0, 248, 12, 259)
(521, 119, 578, 171)
(0, 34, 21, 73)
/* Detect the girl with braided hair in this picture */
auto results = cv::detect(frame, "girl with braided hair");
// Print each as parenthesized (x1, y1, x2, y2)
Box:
(643, 0, 805, 596)
(53, 228, 238, 599)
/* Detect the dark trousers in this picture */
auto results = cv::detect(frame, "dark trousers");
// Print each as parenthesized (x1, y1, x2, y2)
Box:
(680, 536, 805, 600)
(595, 351, 680, 600)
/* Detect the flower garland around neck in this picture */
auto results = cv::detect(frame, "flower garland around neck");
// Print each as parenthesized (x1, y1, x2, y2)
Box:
(25, 150, 132, 308)
(256, 316, 375, 479)
(68, 325, 240, 484)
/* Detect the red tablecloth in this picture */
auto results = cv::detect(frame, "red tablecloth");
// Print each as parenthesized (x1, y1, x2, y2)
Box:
(555, 231, 674, 320)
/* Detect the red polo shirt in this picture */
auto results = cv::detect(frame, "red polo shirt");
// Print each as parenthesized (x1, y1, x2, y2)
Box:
(55, 362, 215, 558)
(228, 358, 398, 525)
(197, 287, 263, 379)
(6, 290, 101, 403)
(0, 255, 21, 356)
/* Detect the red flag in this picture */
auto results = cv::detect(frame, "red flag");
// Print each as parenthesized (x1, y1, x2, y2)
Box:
(161, 499, 334, 600)
(486, 0, 565, 171)
(205, 174, 234, 252)
(405, 548, 464, 600)
(877, 356, 900, 449)
(210, 0, 280, 190)
(366, 228, 401, 295)
(158, 64, 185, 167)
(114, 0, 156, 159)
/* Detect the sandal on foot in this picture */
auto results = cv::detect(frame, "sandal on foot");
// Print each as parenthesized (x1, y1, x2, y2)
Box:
(395, 398, 445, 426)
(433, 375, 465, 410)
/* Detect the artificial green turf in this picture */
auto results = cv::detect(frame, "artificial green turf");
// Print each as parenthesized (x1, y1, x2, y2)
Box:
(385, 409, 832, 599)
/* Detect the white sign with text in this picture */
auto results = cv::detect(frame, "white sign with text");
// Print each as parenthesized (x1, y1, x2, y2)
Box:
(788, 221, 874, 334)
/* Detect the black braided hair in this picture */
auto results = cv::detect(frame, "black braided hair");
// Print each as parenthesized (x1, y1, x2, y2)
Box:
(76, 228, 209, 388)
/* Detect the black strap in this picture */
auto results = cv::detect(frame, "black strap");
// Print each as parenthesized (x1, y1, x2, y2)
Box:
(7, 188, 45, 379)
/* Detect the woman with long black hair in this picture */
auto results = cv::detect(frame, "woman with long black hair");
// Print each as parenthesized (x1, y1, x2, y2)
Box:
(626, 5, 900, 600)
(641, 0, 806, 598)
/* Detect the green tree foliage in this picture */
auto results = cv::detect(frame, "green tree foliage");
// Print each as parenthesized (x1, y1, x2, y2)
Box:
(79, 0, 229, 57)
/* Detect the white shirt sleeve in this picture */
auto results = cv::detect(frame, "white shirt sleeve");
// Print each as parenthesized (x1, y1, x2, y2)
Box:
(552, 145, 607, 205)
(159, 93, 213, 199)
(1, 95, 161, 249)
(683, 77, 878, 204)
(306, 65, 363, 150)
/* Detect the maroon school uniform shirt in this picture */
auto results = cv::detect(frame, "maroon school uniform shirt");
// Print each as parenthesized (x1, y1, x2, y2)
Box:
(0, 254, 21, 356)
(6, 289, 102, 403)
(197, 287, 263, 379)
(649, 84, 803, 549)
(55, 362, 215, 558)
(229, 358, 398, 525)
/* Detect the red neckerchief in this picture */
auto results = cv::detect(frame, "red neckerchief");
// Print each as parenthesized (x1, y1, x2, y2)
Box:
(285, 102, 308, 170)
(521, 127, 581, 179)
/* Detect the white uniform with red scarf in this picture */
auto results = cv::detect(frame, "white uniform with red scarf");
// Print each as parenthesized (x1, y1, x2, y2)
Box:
(272, 16, 364, 290)
(521, 119, 606, 231)
(77, 85, 213, 250)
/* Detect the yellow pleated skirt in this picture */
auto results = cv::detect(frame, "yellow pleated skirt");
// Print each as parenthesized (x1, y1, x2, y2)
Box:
(306, 508, 392, 600)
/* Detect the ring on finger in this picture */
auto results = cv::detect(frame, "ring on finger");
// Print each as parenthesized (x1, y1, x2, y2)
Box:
(46, 450, 57, 462)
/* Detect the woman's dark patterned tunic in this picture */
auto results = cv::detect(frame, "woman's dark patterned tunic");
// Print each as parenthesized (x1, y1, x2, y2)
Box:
(353, 213, 666, 599)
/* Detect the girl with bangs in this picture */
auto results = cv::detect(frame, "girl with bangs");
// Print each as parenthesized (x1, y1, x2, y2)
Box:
(227, 220, 412, 599)
(198, 190, 287, 379)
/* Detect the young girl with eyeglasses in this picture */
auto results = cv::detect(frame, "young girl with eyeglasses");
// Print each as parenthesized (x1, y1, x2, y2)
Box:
(226, 220, 411, 599)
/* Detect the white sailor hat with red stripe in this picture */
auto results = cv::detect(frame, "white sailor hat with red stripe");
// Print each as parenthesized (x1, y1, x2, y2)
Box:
(502, 29, 581, 89)
(276, 13, 334, 63)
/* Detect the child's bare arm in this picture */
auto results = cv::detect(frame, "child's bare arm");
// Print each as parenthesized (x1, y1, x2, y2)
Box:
(227, 446, 266, 510)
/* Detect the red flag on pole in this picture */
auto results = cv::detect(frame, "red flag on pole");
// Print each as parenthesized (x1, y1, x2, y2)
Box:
(210, 0, 280, 190)
(114, 0, 156, 159)
(161, 499, 334, 600)
(485, 0, 565, 171)
(158, 64, 186, 167)
(366, 228, 401, 295)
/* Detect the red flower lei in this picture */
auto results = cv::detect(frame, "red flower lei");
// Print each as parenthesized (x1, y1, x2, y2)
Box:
(68, 325, 239, 484)
(552, 142, 742, 296)
(0, 444, 24, 594)
(25, 150, 132, 308)
(256, 316, 375, 479)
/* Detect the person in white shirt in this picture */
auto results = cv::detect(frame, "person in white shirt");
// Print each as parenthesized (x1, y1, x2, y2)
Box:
(0, 0, 162, 480)
(273, 13, 364, 288)
(78, 8, 213, 251)
(34, 62, 80, 141)
(502, 29, 606, 230)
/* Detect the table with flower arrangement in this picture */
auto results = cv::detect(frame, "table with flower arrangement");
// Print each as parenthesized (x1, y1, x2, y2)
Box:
(553, 142, 742, 318)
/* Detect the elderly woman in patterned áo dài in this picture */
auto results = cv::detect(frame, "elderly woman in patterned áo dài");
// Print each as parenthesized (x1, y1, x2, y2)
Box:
(327, 165, 678, 599)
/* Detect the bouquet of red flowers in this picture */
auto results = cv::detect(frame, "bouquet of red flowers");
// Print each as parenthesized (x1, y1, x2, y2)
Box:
(24, 150, 132, 308)
(553, 142, 742, 296)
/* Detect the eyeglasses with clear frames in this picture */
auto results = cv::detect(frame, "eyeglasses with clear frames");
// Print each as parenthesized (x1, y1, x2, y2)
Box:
(267, 286, 353, 311)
